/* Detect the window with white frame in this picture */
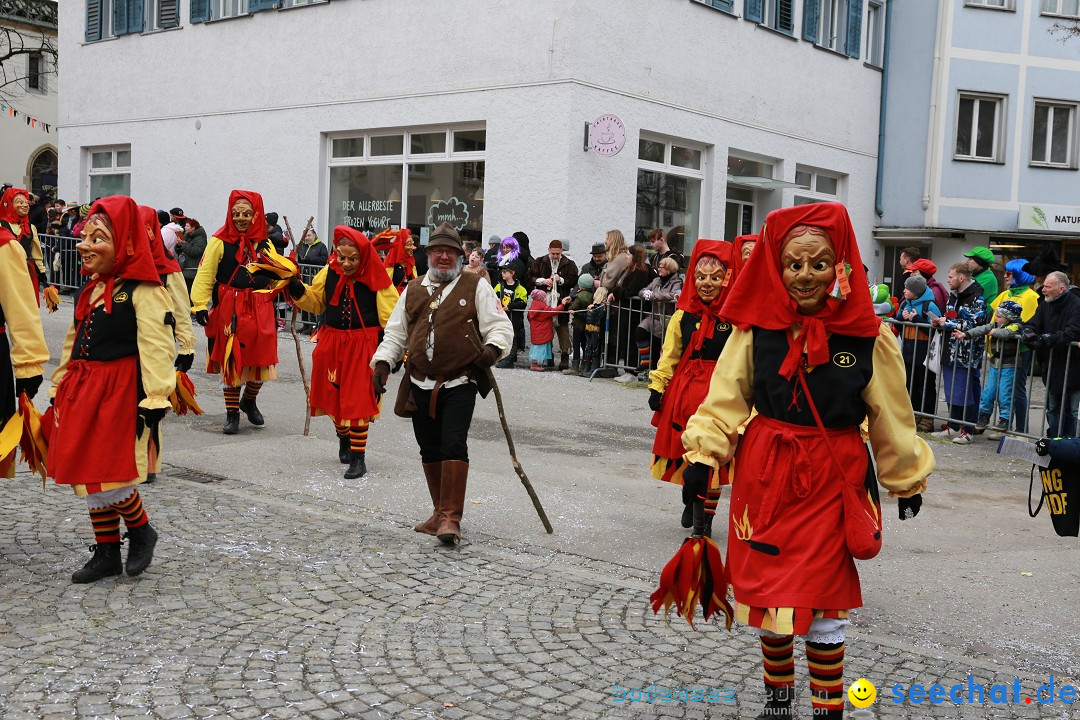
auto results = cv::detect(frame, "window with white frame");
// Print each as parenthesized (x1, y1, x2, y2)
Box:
(637, 135, 705, 255)
(955, 93, 1006, 162)
(85, 0, 115, 41)
(818, 0, 849, 53)
(745, 0, 794, 34)
(1041, 0, 1080, 17)
(327, 127, 486, 245)
(145, 0, 180, 30)
(212, 0, 247, 19)
(1031, 101, 1077, 168)
(793, 166, 843, 205)
(87, 146, 132, 199)
(965, 0, 1014, 9)
(866, 1, 885, 66)
(725, 154, 776, 241)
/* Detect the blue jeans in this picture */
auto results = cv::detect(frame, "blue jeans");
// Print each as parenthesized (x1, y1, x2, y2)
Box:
(1045, 387, 1080, 438)
(978, 366, 1016, 423)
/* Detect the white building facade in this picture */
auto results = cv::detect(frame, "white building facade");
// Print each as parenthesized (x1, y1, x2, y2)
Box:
(0, 0, 58, 196)
(60, 0, 887, 264)
(878, 0, 1080, 290)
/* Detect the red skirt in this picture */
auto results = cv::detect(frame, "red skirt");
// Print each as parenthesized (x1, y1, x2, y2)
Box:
(650, 357, 729, 486)
(48, 357, 139, 489)
(309, 326, 381, 424)
(206, 286, 278, 372)
(727, 414, 866, 612)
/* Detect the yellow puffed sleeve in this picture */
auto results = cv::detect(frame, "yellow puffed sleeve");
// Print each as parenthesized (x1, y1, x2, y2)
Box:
(189, 237, 225, 312)
(376, 284, 400, 327)
(292, 266, 329, 315)
(133, 283, 178, 410)
(680, 326, 755, 468)
(0, 242, 49, 378)
(862, 323, 935, 497)
(28, 226, 45, 273)
(166, 272, 196, 354)
(49, 324, 76, 397)
(649, 309, 684, 394)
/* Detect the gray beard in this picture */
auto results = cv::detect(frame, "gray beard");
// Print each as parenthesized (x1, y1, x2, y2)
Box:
(428, 265, 462, 284)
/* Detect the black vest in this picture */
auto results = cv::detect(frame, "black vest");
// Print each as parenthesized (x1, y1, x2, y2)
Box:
(72, 279, 141, 361)
(322, 270, 380, 330)
(213, 239, 270, 302)
(678, 312, 733, 362)
(752, 328, 876, 428)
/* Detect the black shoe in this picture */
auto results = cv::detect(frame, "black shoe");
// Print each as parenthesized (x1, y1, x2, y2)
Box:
(756, 686, 794, 719)
(223, 410, 240, 435)
(338, 435, 351, 464)
(496, 357, 515, 369)
(125, 523, 158, 576)
(71, 542, 122, 584)
(681, 503, 693, 529)
(239, 397, 265, 426)
(144, 473, 156, 484)
(344, 453, 367, 479)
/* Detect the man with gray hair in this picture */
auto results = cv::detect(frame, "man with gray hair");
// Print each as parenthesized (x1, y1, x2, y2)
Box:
(1022, 271, 1080, 437)
(371, 223, 513, 545)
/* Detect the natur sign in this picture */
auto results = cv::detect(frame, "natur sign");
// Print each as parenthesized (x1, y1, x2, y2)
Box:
(1018, 203, 1080, 234)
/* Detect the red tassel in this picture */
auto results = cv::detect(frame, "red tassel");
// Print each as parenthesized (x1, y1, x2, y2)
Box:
(650, 536, 733, 630)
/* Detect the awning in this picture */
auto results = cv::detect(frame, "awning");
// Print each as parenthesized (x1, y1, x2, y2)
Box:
(727, 175, 809, 190)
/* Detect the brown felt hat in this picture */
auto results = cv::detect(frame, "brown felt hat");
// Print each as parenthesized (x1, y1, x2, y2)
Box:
(426, 222, 464, 254)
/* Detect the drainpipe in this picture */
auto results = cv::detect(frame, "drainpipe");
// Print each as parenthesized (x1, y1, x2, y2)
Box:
(874, 0, 893, 218)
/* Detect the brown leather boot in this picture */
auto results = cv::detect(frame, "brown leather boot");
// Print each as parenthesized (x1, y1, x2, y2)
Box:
(436, 460, 469, 545)
(414, 463, 442, 534)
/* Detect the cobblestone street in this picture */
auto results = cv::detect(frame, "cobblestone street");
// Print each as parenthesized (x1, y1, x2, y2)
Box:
(1, 310, 1078, 719)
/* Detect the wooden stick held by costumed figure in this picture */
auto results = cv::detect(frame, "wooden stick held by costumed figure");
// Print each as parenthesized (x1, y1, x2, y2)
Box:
(283, 215, 314, 436)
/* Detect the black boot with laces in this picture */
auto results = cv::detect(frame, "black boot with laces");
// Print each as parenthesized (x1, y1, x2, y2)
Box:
(71, 542, 122, 584)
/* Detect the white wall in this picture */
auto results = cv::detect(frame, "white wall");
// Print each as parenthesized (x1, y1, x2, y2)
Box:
(0, 21, 58, 191)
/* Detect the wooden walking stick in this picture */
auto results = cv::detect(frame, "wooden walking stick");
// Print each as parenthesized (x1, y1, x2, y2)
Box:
(282, 215, 315, 436)
(467, 324, 554, 534)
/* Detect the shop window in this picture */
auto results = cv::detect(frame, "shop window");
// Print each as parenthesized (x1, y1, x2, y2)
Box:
(965, 0, 1014, 9)
(636, 134, 706, 254)
(327, 126, 486, 246)
(955, 92, 1006, 162)
(1031, 101, 1077, 169)
(145, 0, 180, 30)
(1041, 0, 1080, 17)
(87, 146, 132, 199)
(794, 165, 843, 205)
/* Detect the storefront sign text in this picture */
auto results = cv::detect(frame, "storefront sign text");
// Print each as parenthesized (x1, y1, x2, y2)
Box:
(340, 199, 400, 233)
(427, 197, 470, 231)
(1019, 203, 1080, 234)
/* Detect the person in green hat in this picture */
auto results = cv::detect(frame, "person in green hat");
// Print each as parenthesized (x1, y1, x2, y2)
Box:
(964, 246, 999, 303)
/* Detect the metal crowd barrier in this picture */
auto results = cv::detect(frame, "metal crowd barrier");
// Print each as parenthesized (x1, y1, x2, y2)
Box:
(887, 318, 1080, 440)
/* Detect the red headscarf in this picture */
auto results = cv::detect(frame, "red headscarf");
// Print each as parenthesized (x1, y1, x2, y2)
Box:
(675, 239, 736, 354)
(382, 228, 416, 278)
(328, 226, 392, 306)
(138, 205, 182, 275)
(0, 187, 32, 239)
(731, 233, 760, 273)
(214, 189, 268, 263)
(75, 196, 162, 321)
(719, 202, 879, 379)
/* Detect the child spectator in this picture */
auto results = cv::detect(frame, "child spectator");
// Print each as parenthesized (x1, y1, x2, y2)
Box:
(581, 286, 609, 376)
(897, 274, 942, 432)
(494, 266, 528, 368)
(527, 287, 555, 371)
(961, 299, 1024, 440)
(565, 274, 595, 374)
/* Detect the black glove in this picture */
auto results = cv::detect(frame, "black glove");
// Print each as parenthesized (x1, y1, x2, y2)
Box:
(288, 276, 305, 299)
(1036, 437, 1052, 457)
(648, 389, 663, 412)
(372, 361, 391, 395)
(898, 494, 922, 521)
(194, 309, 209, 326)
(1021, 327, 1039, 347)
(682, 462, 711, 500)
(136, 407, 168, 438)
(174, 353, 194, 372)
(14, 375, 42, 400)
(37, 269, 47, 285)
(476, 344, 500, 368)
(1039, 333, 1055, 349)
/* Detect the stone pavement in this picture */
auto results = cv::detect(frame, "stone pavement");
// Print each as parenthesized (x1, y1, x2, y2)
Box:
(1, 307, 1078, 719)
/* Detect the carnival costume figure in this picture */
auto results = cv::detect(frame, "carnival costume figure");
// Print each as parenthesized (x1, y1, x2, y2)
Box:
(289, 226, 399, 479)
(383, 229, 417, 294)
(680, 202, 934, 719)
(190, 190, 279, 434)
(648, 239, 737, 535)
(0, 187, 47, 299)
(47, 196, 176, 583)
(139, 206, 197, 374)
(371, 223, 513, 545)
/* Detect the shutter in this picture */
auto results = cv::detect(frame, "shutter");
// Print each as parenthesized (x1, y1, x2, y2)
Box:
(778, 0, 794, 32)
(128, 0, 144, 33)
(190, 0, 209, 23)
(745, 0, 764, 22)
(717, 0, 734, 10)
(249, 0, 278, 11)
(86, 0, 102, 41)
(803, 0, 820, 41)
(846, 0, 863, 58)
(159, 0, 179, 27)
(112, 0, 129, 35)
